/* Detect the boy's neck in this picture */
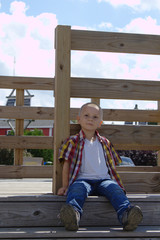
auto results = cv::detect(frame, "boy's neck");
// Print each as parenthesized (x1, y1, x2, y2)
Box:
(82, 129, 96, 141)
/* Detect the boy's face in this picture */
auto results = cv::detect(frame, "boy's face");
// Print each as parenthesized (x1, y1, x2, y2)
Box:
(77, 104, 102, 132)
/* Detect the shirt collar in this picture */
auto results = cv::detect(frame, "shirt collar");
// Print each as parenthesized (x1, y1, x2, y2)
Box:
(79, 129, 103, 142)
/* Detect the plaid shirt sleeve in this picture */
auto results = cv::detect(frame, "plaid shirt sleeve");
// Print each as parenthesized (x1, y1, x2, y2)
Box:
(58, 137, 73, 163)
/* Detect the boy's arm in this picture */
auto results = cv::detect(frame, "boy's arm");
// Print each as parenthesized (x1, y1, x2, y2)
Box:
(57, 160, 70, 195)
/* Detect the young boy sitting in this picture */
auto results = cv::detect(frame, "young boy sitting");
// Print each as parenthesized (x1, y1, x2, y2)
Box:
(57, 102, 143, 231)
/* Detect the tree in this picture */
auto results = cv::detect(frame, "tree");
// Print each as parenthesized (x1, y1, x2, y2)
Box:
(24, 129, 53, 164)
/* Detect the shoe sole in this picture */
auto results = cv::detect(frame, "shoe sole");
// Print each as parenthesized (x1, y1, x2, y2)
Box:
(123, 206, 143, 231)
(60, 204, 79, 231)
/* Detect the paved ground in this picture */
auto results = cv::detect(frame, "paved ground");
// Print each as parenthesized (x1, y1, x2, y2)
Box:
(0, 178, 52, 194)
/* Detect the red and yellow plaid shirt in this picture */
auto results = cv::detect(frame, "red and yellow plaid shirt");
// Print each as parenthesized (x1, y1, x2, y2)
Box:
(59, 130, 125, 191)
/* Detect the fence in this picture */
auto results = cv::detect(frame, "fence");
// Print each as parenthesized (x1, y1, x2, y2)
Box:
(0, 25, 160, 193)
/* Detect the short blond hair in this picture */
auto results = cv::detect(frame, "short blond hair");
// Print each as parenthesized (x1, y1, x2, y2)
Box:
(79, 102, 103, 120)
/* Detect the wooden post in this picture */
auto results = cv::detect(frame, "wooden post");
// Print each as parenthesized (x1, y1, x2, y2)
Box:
(14, 89, 24, 165)
(157, 101, 160, 166)
(53, 25, 71, 194)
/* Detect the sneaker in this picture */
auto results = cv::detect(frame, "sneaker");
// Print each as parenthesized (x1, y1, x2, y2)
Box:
(122, 205, 143, 231)
(60, 204, 80, 231)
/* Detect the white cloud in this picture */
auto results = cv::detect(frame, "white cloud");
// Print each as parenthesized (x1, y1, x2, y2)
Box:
(118, 16, 160, 35)
(10, 1, 29, 15)
(98, 22, 113, 30)
(98, 0, 160, 12)
(0, 1, 58, 78)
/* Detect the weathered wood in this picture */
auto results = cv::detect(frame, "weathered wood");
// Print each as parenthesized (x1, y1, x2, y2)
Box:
(119, 172, 160, 193)
(0, 226, 160, 239)
(0, 165, 159, 179)
(1, 76, 160, 101)
(53, 25, 71, 194)
(0, 106, 54, 120)
(71, 77, 160, 100)
(71, 29, 160, 54)
(70, 124, 160, 150)
(0, 166, 52, 178)
(1, 123, 160, 150)
(14, 89, 24, 165)
(0, 136, 53, 149)
(0, 195, 159, 227)
(1, 106, 160, 123)
(0, 76, 54, 90)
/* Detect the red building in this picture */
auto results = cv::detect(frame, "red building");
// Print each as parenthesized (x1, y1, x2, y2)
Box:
(0, 119, 54, 136)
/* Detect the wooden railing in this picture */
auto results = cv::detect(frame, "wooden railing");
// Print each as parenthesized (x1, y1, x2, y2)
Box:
(0, 26, 160, 193)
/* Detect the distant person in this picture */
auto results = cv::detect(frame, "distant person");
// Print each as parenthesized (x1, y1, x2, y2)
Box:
(57, 102, 143, 231)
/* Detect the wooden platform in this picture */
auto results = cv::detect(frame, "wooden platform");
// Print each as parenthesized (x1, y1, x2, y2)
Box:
(0, 226, 160, 239)
(0, 179, 160, 239)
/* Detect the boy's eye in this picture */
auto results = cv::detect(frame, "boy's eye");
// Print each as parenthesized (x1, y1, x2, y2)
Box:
(93, 116, 98, 119)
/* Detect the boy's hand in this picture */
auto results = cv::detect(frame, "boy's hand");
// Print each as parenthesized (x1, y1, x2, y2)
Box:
(57, 187, 68, 196)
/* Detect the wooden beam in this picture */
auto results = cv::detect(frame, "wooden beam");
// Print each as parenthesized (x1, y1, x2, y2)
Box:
(1, 106, 160, 123)
(70, 124, 160, 150)
(71, 77, 160, 100)
(0, 106, 54, 120)
(14, 89, 24, 165)
(0, 136, 53, 149)
(53, 25, 71, 194)
(0, 166, 52, 178)
(0, 165, 159, 179)
(1, 76, 160, 101)
(0, 76, 54, 90)
(71, 29, 160, 54)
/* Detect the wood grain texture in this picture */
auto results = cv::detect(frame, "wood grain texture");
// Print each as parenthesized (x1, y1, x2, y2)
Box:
(0, 136, 53, 149)
(0, 226, 160, 239)
(71, 77, 160, 100)
(1, 106, 160, 123)
(53, 25, 71, 193)
(70, 124, 160, 150)
(0, 195, 159, 227)
(71, 29, 160, 54)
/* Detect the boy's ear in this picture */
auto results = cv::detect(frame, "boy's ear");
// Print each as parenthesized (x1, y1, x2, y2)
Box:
(77, 115, 80, 123)
(99, 120, 103, 127)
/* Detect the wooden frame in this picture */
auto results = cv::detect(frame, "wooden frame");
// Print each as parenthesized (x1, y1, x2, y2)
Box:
(0, 26, 160, 193)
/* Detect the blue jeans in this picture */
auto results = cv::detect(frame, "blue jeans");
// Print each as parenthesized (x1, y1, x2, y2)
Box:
(66, 179, 131, 224)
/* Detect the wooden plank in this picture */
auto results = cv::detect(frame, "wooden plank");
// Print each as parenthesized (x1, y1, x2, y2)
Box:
(119, 172, 160, 193)
(71, 29, 160, 54)
(0, 106, 54, 120)
(1, 124, 160, 150)
(1, 106, 160, 123)
(0, 76, 54, 90)
(0, 136, 53, 149)
(0, 165, 159, 179)
(0, 195, 159, 227)
(70, 124, 160, 150)
(117, 166, 160, 172)
(53, 25, 71, 194)
(0, 226, 160, 239)
(1, 107, 160, 123)
(14, 89, 24, 165)
(71, 77, 160, 100)
(0, 166, 52, 178)
(1, 76, 160, 101)
(0, 106, 145, 122)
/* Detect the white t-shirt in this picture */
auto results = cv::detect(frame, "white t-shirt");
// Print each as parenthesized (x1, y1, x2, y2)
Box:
(77, 137, 111, 180)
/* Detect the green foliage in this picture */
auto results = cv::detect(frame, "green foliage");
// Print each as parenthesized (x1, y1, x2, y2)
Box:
(24, 129, 53, 164)
(0, 149, 14, 165)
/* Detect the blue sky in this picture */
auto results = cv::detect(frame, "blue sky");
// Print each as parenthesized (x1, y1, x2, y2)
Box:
(0, 0, 160, 110)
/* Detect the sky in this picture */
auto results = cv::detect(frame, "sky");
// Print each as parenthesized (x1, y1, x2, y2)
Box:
(0, 0, 160, 110)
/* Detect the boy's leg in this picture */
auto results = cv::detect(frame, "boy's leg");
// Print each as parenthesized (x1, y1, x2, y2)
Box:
(96, 179, 143, 231)
(60, 180, 92, 231)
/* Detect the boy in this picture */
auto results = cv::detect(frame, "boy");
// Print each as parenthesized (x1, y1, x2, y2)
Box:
(57, 102, 143, 231)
